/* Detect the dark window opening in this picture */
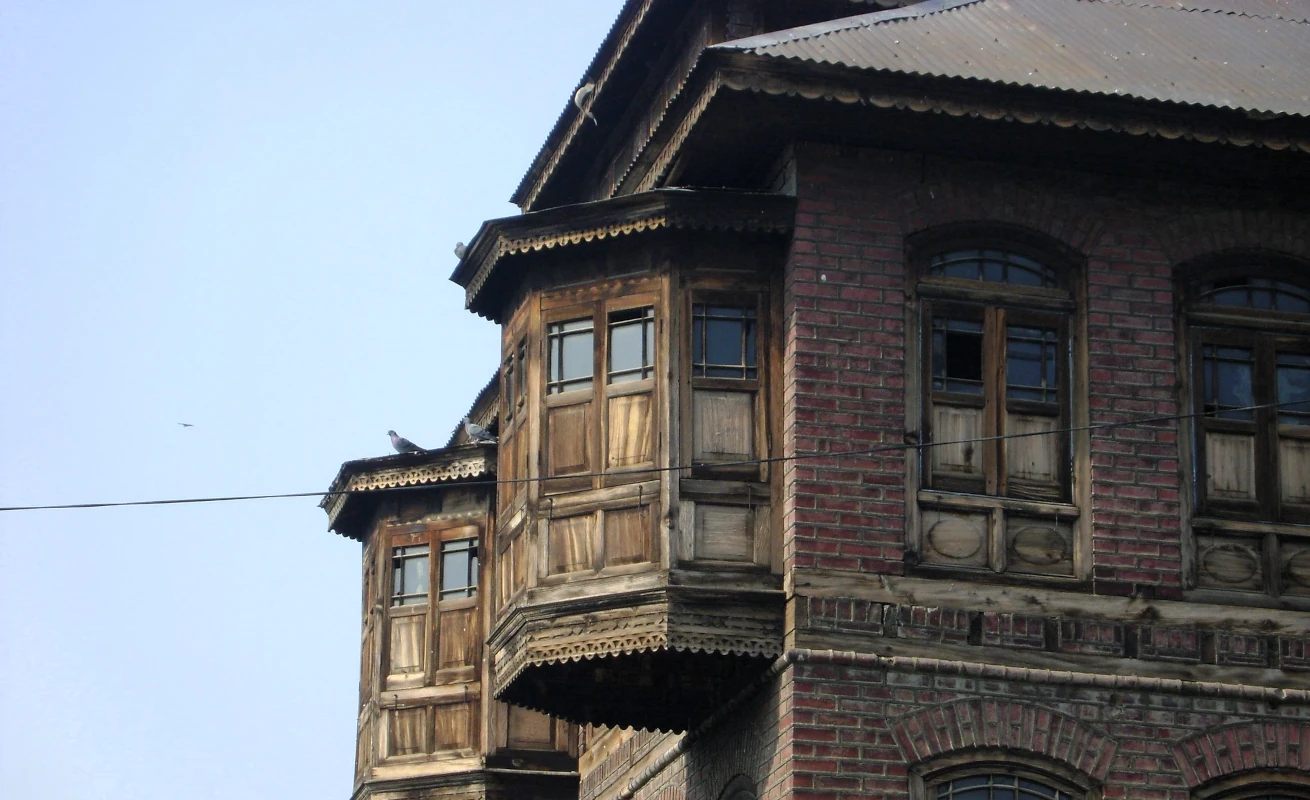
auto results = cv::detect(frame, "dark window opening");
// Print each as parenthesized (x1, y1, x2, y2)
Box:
(693, 304, 757, 379)
(391, 545, 429, 606)
(932, 318, 984, 395)
(439, 539, 478, 600)
(608, 307, 655, 384)
(547, 318, 594, 394)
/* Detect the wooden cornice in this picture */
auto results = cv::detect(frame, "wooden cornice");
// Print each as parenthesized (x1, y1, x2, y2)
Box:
(449, 188, 797, 321)
(321, 445, 496, 540)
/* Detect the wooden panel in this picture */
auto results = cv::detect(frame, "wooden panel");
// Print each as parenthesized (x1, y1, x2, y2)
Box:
(355, 715, 373, 775)
(388, 707, 427, 757)
(607, 392, 654, 468)
(1196, 534, 1264, 592)
(387, 615, 425, 675)
(548, 514, 595, 574)
(434, 702, 475, 751)
(437, 607, 478, 670)
(548, 402, 591, 477)
(1282, 540, 1310, 597)
(507, 704, 555, 749)
(1004, 516, 1074, 577)
(1206, 431, 1256, 502)
(694, 504, 753, 562)
(932, 405, 984, 479)
(512, 533, 529, 592)
(604, 506, 653, 567)
(920, 509, 988, 568)
(1006, 412, 1058, 484)
(1280, 436, 1310, 505)
(693, 390, 754, 460)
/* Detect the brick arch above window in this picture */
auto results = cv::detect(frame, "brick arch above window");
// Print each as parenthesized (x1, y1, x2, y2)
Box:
(1173, 723, 1310, 791)
(898, 179, 1107, 259)
(889, 700, 1117, 783)
(1161, 209, 1310, 268)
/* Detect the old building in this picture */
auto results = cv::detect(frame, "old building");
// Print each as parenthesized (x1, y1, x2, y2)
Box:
(325, 1, 1310, 799)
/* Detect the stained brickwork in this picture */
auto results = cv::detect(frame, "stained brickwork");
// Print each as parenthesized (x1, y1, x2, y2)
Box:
(781, 143, 1310, 595)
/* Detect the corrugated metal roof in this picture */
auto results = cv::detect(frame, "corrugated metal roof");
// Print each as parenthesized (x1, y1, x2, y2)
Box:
(715, 0, 1310, 118)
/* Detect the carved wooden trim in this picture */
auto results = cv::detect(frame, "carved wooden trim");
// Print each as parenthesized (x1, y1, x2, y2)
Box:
(323, 454, 492, 532)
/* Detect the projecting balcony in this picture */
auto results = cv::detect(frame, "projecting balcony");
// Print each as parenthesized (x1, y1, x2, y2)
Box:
(451, 188, 795, 732)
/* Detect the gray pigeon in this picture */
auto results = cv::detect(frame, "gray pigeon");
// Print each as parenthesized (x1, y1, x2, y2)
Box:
(462, 416, 497, 444)
(454, 241, 467, 259)
(573, 81, 598, 126)
(388, 430, 425, 454)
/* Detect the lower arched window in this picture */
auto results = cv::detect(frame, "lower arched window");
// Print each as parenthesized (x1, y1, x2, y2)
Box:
(912, 752, 1092, 800)
(934, 774, 1072, 800)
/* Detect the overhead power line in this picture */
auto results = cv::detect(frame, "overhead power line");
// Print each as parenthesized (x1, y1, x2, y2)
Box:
(1, 398, 1303, 513)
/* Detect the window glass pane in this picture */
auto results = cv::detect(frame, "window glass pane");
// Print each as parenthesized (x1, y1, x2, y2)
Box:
(929, 249, 1057, 288)
(1278, 352, 1310, 426)
(1007, 325, 1059, 403)
(608, 308, 654, 383)
(547, 318, 594, 394)
(692, 304, 757, 379)
(935, 775, 1070, 800)
(391, 545, 429, 606)
(1202, 345, 1254, 420)
(1198, 276, 1310, 313)
(439, 539, 478, 599)
(932, 318, 983, 394)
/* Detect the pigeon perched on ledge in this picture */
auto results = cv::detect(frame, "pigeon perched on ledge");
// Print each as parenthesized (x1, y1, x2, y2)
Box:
(462, 416, 497, 444)
(454, 241, 467, 259)
(388, 430, 425, 454)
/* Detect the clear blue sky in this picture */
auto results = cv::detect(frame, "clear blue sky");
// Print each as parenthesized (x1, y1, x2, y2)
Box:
(0, 3, 616, 796)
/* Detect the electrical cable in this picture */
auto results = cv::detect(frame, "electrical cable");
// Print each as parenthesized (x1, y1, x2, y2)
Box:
(0, 397, 1303, 513)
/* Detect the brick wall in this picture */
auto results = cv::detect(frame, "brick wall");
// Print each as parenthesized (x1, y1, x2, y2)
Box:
(781, 142, 1310, 594)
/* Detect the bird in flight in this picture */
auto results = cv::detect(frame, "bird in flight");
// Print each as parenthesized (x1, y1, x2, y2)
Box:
(573, 81, 598, 126)
(177, 422, 194, 428)
(388, 430, 425, 454)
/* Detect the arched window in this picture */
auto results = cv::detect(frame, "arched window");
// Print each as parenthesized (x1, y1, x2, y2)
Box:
(934, 774, 1073, 800)
(1183, 252, 1310, 599)
(911, 751, 1092, 800)
(909, 225, 1085, 581)
(1193, 768, 1310, 800)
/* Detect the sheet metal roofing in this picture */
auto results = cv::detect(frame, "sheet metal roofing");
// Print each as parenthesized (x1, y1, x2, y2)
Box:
(715, 0, 1310, 118)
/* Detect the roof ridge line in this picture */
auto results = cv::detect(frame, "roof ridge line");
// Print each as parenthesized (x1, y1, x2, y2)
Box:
(1093, 0, 1310, 23)
(714, 0, 984, 51)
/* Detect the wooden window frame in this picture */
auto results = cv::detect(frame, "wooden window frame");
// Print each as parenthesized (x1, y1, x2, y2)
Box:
(909, 750, 1096, 800)
(380, 523, 482, 689)
(922, 300, 1072, 501)
(1182, 253, 1310, 603)
(908, 226, 1086, 583)
(685, 290, 769, 481)
(541, 293, 661, 493)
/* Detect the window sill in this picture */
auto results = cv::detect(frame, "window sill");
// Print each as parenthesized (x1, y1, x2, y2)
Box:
(918, 489, 1078, 518)
(1191, 515, 1310, 538)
